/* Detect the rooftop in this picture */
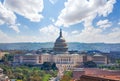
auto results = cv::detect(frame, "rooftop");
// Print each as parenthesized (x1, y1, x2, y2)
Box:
(93, 53, 104, 56)
(86, 75, 120, 81)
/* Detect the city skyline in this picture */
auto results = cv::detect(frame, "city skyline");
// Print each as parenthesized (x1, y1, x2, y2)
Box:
(0, 0, 120, 43)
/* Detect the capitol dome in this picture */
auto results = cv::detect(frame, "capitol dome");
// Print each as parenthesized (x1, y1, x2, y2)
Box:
(53, 29, 68, 54)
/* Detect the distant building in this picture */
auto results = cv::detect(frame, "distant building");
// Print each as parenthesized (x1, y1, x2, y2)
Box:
(14, 53, 41, 65)
(13, 29, 108, 71)
(87, 53, 108, 64)
(73, 68, 120, 80)
(78, 75, 120, 81)
(107, 51, 120, 63)
(41, 53, 53, 64)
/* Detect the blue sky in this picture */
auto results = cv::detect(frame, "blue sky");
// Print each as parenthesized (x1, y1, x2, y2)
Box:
(0, 0, 120, 43)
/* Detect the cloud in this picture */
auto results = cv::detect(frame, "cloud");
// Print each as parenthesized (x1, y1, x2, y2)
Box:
(39, 25, 59, 42)
(97, 19, 112, 29)
(67, 16, 119, 43)
(0, 25, 65, 43)
(71, 30, 79, 34)
(49, 0, 58, 4)
(0, 2, 20, 33)
(9, 24, 20, 33)
(0, 29, 44, 43)
(68, 27, 120, 43)
(0, 30, 8, 39)
(54, 0, 119, 43)
(39, 18, 119, 43)
(118, 22, 120, 25)
(68, 28, 103, 43)
(55, 0, 116, 27)
(4, 0, 44, 22)
(0, 25, 120, 43)
(106, 28, 120, 43)
(38, 23, 118, 43)
(0, 30, 14, 43)
(0, 2, 16, 25)
(0, 0, 44, 33)
(0, 0, 119, 43)
(112, 27, 120, 32)
(13, 36, 41, 43)
(49, 17, 55, 23)
(39, 25, 68, 42)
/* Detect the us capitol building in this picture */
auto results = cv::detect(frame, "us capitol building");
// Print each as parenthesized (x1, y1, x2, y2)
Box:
(14, 29, 108, 71)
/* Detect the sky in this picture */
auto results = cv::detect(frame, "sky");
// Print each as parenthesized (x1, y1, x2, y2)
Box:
(0, 0, 120, 43)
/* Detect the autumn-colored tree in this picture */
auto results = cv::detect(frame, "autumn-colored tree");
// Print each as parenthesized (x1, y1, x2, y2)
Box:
(60, 75, 71, 81)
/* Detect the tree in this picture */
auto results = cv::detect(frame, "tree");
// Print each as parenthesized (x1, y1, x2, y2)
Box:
(83, 61, 97, 68)
(41, 62, 58, 70)
(60, 71, 72, 81)
(60, 75, 71, 81)
(2, 54, 14, 65)
(51, 62, 58, 70)
(41, 62, 51, 70)
(28, 76, 42, 81)
(0, 64, 58, 81)
(64, 71, 72, 77)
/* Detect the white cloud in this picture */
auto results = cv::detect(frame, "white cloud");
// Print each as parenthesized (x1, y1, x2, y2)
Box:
(39, 25, 59, 42)
(49, 17, 55, 23)
(0, 29, 44, 43)
(0, 30, 14, 43)
(0, 2, 16, 25)
(40, 25, 59, 34)
(0, 2, 20, 33)
(54, 0, 119, 43)
(71, 30, 79, 34)
(0, 30, 8, 39)
(68, 28, 103, 43)
(66, 15, 119, 43)
(0, 0, 119, 43)
(39, 25, 68, 42)
(97, 19, 112, 29)
(49, 0, 58, 4)
(67, 27, 120, 43)
(106, 28, 120, 43)
(68, 18, 119, 43)
(13, 36, 41, 43)
(55, 0, 116, 27)
(4, 0, 44, 22)
(118, 22, 120, 25)
(111, 27, 120, 32)
(0, 25, 120, 43)
(38, 17, 120, 43)
(9, 24, 20, 33)
(97, 0, 116, 17)
(0, 0, 44, 33)
(0, 19, 4, 25)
